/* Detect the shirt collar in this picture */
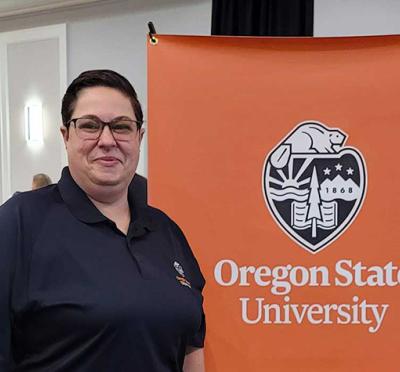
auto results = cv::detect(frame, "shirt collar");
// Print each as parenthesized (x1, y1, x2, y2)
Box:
(58, 167, 156, 236)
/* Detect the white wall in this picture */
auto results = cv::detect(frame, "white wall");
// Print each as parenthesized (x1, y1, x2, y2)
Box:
(0, 0, 212, 189)
(8, 39, 64, 192)
(314, 0, 400, 36)
(0, 25, 66, 202)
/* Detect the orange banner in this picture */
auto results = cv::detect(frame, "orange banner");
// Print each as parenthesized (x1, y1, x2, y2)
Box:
(148, 35, 400, 371)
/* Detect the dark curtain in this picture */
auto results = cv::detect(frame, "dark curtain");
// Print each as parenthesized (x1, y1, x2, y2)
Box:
(211, 0, 314, 36)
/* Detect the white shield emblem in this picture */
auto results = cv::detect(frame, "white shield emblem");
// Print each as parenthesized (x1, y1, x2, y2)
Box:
(262, 121, 367, 254)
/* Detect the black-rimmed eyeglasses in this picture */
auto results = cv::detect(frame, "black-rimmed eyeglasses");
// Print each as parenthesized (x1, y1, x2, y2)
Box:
(66, 116, 143, 141)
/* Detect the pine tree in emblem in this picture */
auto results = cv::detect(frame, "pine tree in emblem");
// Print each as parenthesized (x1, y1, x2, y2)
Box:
(306, 166, 322, 238)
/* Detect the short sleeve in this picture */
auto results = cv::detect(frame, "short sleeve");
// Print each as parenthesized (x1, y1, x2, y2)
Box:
(169, 220, 206, 348)
(187, 310, 206, 348)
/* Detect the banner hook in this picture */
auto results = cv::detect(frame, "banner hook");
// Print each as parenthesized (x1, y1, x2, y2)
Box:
(148, 21, 158, 45)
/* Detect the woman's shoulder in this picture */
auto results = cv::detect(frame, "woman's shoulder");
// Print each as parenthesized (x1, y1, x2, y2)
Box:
(0, 184, 60, 222)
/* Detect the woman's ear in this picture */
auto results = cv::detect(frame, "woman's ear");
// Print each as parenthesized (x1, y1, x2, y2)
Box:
(60, 125, 69, 147)
(139, 127, 145, 144)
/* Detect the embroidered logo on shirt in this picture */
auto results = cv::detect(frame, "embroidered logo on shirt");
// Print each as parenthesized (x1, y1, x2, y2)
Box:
(173, 261, 185, 277)
(174, 261, 191, 288)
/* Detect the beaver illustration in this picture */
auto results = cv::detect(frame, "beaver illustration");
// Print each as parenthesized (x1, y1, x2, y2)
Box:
(270, 122, 346, 169)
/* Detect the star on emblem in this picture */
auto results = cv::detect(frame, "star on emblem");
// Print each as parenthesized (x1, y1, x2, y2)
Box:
(346, 167, 354, 175)
(335, 163, 343, 171)
(323, 167, 331, 176)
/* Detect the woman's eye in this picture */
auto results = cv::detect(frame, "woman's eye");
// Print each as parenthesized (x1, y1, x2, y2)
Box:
(78, 121, 100, 131)
(113, 124, 133, 132)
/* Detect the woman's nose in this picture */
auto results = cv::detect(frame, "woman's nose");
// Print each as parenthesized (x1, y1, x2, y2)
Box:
(97, 125, 117, 146)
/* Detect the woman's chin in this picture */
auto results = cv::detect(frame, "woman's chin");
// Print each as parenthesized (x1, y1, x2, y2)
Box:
(90, 169, 122, 186)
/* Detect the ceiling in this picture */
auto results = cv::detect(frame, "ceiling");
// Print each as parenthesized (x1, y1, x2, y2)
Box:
(0, 0, 110, 18)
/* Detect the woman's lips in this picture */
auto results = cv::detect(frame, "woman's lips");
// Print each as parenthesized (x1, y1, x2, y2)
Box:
(95, 157, 120, 166)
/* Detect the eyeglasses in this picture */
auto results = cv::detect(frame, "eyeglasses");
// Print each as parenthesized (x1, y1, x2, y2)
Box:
(66, 116, 143, 141)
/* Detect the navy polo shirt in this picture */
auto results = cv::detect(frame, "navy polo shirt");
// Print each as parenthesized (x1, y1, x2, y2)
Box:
(0, 167, 205, 372)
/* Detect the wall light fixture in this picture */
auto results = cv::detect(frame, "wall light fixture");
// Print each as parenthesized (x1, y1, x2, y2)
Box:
(25, 103, 43, 143)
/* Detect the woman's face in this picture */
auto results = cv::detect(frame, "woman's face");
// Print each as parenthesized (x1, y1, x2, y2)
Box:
(61, 86, 144, 196)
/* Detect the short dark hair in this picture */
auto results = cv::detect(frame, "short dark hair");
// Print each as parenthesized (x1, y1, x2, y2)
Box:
(61, 69, 143, 128)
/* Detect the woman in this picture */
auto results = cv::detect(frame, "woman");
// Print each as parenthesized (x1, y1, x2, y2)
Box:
(0, 70, 205, 371)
